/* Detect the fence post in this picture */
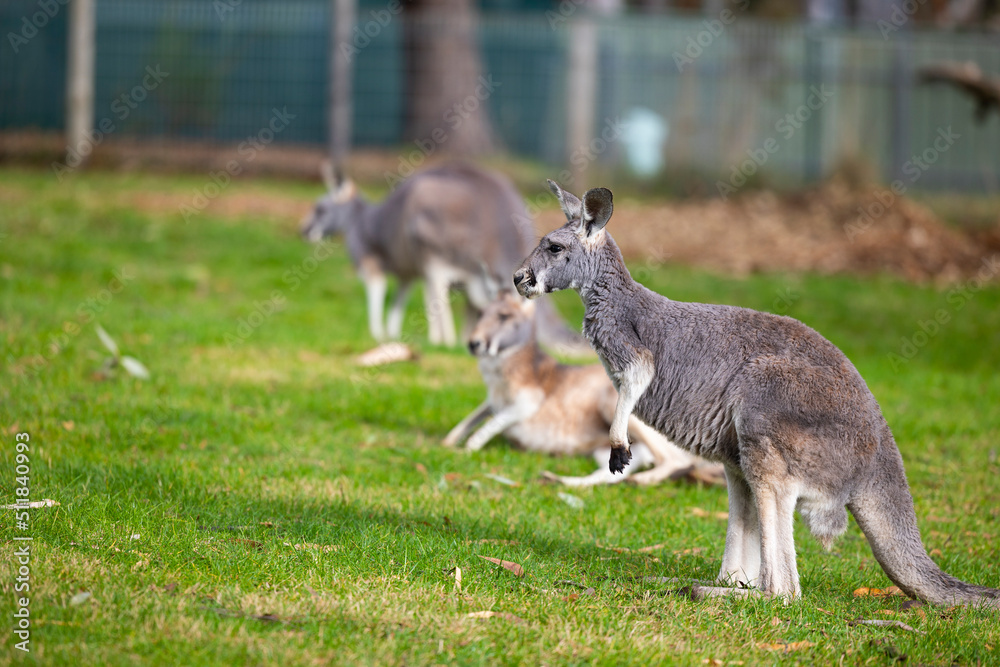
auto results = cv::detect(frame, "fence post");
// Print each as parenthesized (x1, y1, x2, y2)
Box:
(330, 0, 356, 168)
(804, 29, 823, 184)
(66, 0, 95, 168)
(567, 17, 597, 187)
(889, 35, 911, 186)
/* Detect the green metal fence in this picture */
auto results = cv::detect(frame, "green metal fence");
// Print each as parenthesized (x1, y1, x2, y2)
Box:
(2, 0, 999, 191)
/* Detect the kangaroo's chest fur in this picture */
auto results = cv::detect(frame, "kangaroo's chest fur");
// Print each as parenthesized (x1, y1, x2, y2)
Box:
(477, 345, 613, 456)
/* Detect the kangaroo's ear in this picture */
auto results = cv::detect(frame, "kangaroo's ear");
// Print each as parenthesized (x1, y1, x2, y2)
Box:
(547, 179, 582, 222)
(333, 177, 357, 203)
(505, 289, 536, 315)
(478, 261, 502, 302)
(320, 161, 338, 192)
(580, 187, 613, 237)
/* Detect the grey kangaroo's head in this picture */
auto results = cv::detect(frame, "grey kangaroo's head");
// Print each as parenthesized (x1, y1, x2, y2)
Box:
(467, 292, 536, 357)
(300, 166, 361, 242)
(513, 180, 613, 299)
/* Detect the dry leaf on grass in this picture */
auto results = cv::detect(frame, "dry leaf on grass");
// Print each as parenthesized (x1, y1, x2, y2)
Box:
(597, 542, 667, 554)
(757, 640, 816, 652)
(3, 498, 60, 510)
(284, 542, 341, 553)
(558, 492, 584, 509)
(853, 586, 905, 598)
(478, 555, 524, 577)
(227, 537, 264, 552)
(899, 600, 926, 618)
(483, 473, 519, 487)
(69, 592, 92, 606)
(690, 507, 728, 520)
(466, 611, 525, 623)
(355, 342, 417, 367)
(673, 547, 705, 556)
(203, 606, 292, 624)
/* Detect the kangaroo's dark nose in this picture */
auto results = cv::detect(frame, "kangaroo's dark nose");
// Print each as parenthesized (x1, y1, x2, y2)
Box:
(513, 269, 528, 287)
(468, 339, 481, 354)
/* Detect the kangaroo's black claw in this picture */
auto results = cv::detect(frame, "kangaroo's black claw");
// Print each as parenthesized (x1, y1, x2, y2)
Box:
(609, 447, 632, 474)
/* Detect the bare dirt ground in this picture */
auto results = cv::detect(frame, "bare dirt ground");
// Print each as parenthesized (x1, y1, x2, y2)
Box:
(5, 131, 998, 283)
(539, 180, 1000, 284)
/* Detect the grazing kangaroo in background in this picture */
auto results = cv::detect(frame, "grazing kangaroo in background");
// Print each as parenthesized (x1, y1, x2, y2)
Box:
(512, 179, 1000, 606)
(300, 163, 586, 352)
(444, 292, 725, 487)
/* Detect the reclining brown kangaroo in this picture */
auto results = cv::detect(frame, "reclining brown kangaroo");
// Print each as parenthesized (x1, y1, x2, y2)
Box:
(445, 292, 724, 487)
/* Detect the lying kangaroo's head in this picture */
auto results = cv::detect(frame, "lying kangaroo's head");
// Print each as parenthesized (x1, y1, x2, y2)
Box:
(513, 180, 613, 299)
(467, 292, 536, 357)
(300, 168, 362, 242)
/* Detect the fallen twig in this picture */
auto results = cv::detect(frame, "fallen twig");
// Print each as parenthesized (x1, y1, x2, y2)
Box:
(849, 619, 924, 634)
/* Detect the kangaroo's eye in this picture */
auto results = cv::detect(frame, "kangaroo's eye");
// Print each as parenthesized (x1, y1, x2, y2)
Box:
(498, 313, 511, 322)
(548, 244, 564, 254)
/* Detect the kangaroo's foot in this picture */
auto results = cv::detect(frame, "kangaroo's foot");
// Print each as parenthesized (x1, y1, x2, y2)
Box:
(628, 463, 695, 486)
(686, 462, 728, 487)
(542, 468, 629, 487)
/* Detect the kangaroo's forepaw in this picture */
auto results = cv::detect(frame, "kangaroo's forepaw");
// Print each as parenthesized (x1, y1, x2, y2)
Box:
(608, 447, 631, 474)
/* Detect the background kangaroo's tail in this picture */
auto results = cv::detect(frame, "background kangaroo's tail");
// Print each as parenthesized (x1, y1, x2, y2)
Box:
(847, 440, 1000, 608)
(533, 297, 592, 356)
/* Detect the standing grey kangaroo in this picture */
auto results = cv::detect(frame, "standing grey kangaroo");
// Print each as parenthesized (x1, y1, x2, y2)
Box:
(512, 179, 1000, 607)
(300, 163, 585, 352)
(444, 291, 725, 487)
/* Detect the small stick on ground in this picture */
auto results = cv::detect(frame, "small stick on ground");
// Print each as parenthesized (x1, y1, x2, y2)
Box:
(849, 619, 924, 634)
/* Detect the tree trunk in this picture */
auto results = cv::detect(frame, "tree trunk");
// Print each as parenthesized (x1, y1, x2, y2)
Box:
(404, 0, 495, 156)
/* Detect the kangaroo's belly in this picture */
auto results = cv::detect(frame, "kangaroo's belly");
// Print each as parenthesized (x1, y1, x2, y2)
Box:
(497, 369, 612, 456)
(506, 416, 608, 456)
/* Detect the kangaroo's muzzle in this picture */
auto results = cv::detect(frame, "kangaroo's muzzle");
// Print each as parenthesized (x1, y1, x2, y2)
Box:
(513, 268, 537, 298)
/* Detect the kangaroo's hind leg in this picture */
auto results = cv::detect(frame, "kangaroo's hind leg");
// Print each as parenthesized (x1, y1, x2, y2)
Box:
(753, 479, 801, 599)
(360, 261, 388, 342)
(626, 417, 697, 486)
(386, 280, 414, 340)
(424, 264, 456, 346)
(717, 465, 762, 589)
(679, 466, 765, 600)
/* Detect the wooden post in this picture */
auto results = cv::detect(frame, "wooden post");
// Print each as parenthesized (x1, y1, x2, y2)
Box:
(66, 0, 95, 167)
(889, 37, 911, 185)
(567, 18, 597, 188)
(330, 0, 356, 169)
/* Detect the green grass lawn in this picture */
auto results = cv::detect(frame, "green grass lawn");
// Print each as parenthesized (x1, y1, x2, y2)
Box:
(1, 168, 999, 666)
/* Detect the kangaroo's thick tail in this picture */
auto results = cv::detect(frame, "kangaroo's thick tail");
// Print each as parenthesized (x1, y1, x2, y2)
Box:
(847, 442, 1000, 608)
(534, 297, 592, 357)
